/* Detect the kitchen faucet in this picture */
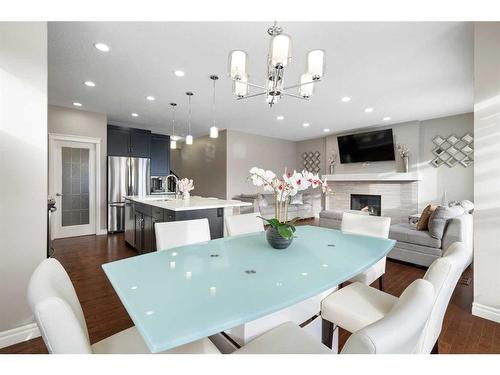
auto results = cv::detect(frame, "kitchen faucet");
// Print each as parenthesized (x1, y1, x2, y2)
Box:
(166, 174, 179, 199)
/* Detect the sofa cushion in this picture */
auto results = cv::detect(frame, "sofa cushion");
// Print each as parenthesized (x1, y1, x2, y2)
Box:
(428, 206, 465, 239)
(319, 210, 344, 220)
(389, 223, 442, 249)
(290, 193, 303, 205)
(417, 204, 437, 231)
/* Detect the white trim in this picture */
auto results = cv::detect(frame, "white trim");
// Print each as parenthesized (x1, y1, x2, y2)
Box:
(0, 323, 41, 349)
(97, 228, 108, 235)
(48, 133, 102, 237)
(472, 302, 500, 323)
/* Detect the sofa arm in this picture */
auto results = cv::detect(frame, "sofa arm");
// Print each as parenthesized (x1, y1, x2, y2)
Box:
(442, 214, 473, 267)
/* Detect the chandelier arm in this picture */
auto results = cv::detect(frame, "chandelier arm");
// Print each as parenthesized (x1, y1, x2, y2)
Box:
(232, 78, 267, 90)
(236, 91, 268, 100)
(281, 92, 310, 100)
(282, 80, 321, 91)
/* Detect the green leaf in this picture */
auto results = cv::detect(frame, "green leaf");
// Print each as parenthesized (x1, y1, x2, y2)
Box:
(257, 216, 279, 229)
(277, 225, 294, 240)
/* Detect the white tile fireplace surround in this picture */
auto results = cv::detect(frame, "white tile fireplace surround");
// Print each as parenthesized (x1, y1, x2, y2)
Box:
(323, 173, 420, 224)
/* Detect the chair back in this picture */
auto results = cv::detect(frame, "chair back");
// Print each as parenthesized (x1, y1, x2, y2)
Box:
(27, 258, 92, 353)
(225, 212, 264, 236)
(341, 212, 391, 239)
(155, 218, 211, 251)
(415, 241, 470, 353)
(341, 279, 434, 354)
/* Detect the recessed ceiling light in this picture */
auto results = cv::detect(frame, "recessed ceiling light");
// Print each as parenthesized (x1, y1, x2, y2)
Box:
(94, 43, 110, 52)
(364, 107, 374, 113)
(303, 123, 310, 127)
(174, 70, 185, 77)
(341, 96, 351, 102)
(72, 102, 82, 107)
(277, 115, 284, 120)
(323, 128, 331, 132)
(84, 81, 96, 87)
(146, 96, 156, 101)
(131, 113, 139, 117)
(383, 116, 391, 121)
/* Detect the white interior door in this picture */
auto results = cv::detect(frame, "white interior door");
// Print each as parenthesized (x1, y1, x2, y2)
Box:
(50, 139, 96, 238)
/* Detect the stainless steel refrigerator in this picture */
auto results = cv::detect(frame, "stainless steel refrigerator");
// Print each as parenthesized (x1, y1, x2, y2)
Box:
(108, 156, 150, 233)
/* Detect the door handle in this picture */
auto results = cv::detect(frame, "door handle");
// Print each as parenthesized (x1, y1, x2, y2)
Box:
(56, 193, 63, 197)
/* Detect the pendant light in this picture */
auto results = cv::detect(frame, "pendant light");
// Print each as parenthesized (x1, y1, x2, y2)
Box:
(170, 102, 177, 149)
(185, 92, 194, 145)
(209, 75, 219, 138)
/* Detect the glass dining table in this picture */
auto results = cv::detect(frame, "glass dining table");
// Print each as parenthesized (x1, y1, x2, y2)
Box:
(102, 225, 396, 353)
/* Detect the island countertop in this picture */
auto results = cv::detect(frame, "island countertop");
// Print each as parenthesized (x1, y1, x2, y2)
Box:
(124, 195, 252, 212)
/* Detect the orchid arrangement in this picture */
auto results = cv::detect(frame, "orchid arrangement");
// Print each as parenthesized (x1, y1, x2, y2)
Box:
(178, 178, 194, 194)
(397, 143, 410, 158)
(249, 167, 329, 239)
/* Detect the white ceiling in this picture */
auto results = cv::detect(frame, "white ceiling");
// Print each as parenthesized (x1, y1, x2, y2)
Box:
(48, 22, 473, 141)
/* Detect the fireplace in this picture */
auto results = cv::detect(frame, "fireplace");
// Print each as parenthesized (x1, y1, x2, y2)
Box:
(350, 194, 381, 216)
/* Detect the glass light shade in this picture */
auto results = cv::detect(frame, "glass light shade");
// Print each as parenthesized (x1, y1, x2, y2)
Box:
(229, 50, 248, 79)
(307, 49, 325, 79)
(170, 140, 177, 149)
(233, 73, 249, 97)
(299, 73, 314, 98)
(209, 126, 219, 139)
(185, 135, 193, 145)
(270, 34, 291, 68)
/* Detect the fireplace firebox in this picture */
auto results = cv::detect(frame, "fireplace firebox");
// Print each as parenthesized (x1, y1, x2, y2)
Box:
(350, 194, 381, 216)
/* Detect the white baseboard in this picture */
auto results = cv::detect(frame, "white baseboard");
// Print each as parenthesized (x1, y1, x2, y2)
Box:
(0, 322, 41, 349)
(97, 228, 108, 235)
(472, 302, 500, 324)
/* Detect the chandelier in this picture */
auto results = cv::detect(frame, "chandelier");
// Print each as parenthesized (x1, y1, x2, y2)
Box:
(228, 22, 325, 107)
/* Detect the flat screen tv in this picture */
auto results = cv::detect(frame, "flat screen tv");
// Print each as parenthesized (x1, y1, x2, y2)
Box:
(337, 128, 395, 163)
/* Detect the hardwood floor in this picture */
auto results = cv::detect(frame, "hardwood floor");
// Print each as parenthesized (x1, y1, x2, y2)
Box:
(1, 222, 499, 354)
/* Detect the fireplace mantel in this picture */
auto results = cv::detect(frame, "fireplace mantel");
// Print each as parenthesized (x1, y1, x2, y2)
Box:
(322, 172, 420, 182)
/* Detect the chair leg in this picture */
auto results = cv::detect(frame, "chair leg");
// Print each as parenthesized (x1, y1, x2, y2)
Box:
(378, 275, 385, 291)
(321, 318, 334, 349)
(431, 340, 439, 354)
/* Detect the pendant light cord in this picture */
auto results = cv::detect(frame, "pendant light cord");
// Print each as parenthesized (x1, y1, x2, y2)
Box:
(188, 95, 192, 135)
(171, 104, 176, 137)
(212, 78, 216, 127)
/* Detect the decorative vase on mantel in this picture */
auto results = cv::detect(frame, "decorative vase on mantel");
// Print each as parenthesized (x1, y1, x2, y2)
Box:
(329, 164, 335, 174)
(403, 156, 409, 173)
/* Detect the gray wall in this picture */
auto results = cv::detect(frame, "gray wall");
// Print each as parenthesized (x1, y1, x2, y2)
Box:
(226, 130, 297, 199)
(48, 105, 107, 231)
(473, 22, 500, 323)
(323, 114, 473, 210)
(170, 131, 227, 199)
(0, 23, 47, 335)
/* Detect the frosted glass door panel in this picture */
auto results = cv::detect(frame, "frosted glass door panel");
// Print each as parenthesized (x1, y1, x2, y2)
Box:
(61, 147, 90, 226)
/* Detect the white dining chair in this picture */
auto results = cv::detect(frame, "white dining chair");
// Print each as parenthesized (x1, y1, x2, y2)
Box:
(27, 258, 220, 354)
(225, 212, 264, 236)
(321, 241, 469, 352)
(233, 279, 434, 354)
(155, 218, 211, 251)
(341, 212, 391, 290)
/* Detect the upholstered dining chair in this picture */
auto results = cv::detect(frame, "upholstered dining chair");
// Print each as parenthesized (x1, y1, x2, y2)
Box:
(233, 279, 434, 354)
(155, 218, 211, 251)
(320, 241, 469, 353)
(341, 212, 392, 290)
(27, 258, 220, 354)
(225, 212, 264, 237)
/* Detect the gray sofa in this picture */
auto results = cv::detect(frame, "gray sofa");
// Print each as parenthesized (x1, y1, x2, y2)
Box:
(388, 213, 473, 267)
(319, 209, 473, 267)
(233, 191, 322, 220)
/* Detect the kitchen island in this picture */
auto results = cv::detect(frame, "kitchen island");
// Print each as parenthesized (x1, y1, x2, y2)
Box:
(124, 195, 252, 253)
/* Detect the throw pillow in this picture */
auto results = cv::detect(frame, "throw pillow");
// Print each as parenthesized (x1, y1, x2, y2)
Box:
(290, 193, 303, 205)
(416, 204, 437, 231)
(428, 205, 465, 239)
(460, 200, 474, 214)
(258, 194, 269, 208)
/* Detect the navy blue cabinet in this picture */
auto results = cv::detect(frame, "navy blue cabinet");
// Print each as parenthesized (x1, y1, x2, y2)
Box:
(107, 125, 151, 158)
(151, 134, 171, 176)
